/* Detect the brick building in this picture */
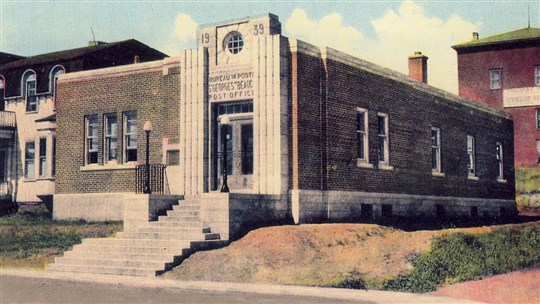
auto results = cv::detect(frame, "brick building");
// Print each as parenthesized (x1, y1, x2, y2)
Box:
(54, 14, 515, 239)
(0, 40, 167, 204)
(453, 28, 540, 167)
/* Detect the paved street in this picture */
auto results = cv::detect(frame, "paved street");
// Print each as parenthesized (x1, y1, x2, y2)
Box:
(0, 269, 482, 304)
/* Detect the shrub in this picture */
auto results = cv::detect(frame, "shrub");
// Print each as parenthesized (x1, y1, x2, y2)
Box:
(383, 227, 540, 293)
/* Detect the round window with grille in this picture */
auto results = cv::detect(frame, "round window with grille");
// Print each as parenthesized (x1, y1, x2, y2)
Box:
(224, 32, 244, 54)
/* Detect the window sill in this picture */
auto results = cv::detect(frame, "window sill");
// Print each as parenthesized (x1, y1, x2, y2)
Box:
(468, 175, 479, 181)
(25, 110, 39, 114)
(378, 163, 394, 171)
(80, 163, 137, 172)
(432, 172, 445, 178)
(37, 177, 55, 181)
(356, 159, 374, 169)
(497, 179, 507, 184)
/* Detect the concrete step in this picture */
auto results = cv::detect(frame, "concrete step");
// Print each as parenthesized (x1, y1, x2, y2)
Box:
(53, 257, 169, 269)
(157, 215, 200, 223)
(70, 244, 190, 255)
(172, 205, 200, 211)
(81, 238, 189, 249)
(135, 226, 212, 234)
(47, 263, 158, 277)
(166, 209, 200, 216)
(119, 231, 220, 241)
(62, 250, 179, 261)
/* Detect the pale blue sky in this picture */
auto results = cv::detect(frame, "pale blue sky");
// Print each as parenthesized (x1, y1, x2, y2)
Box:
(1, 0, 538, 93)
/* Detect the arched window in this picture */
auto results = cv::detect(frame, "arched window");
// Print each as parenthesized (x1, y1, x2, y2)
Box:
(50, 65, 65, 97)
(22, 71, 38, 112)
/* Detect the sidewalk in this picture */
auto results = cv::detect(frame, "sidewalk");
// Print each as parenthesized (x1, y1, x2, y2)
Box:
(1, 268, 484, 304)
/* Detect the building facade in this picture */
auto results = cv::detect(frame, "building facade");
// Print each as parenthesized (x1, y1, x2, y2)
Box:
(54, 14, 516, 238)
(0, 40, 167, 204)
(453, 28, 540, 167)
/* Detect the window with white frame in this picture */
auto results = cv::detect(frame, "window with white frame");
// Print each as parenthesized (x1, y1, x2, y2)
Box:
(490, 69, 501, 90)
(496, 142, 504, 180)
(124, 112, 137, 162)
(467, 135, 476, 176)
(0, 78, 4, 111)
(25, 73, 38, 112)
(50, 66, 65, 102)
(377, 113, 389, 164)
(431, 127, 441, 173)
(85, 115, 98, 165)
(39, 137, 47, 177)
(535, 67, 540, 86)
(356, 108, 368, 161)
(537, 109, 540, 130)
(25, 141, 35, 178)
(104, 114, 118, 163)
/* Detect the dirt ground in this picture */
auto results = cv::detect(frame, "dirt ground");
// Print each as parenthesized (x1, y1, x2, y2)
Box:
(430, 268, 540, 304)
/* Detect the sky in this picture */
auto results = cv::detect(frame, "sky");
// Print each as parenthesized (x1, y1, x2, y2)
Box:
(0, 0, 538, 93)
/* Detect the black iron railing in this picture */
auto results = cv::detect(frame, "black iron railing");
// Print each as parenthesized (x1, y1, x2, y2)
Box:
(0, 111, 16, 129)
(135, 164, 167, 194)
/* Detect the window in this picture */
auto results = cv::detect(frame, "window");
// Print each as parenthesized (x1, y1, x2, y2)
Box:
(0, 78, 4, 111)
(225, 32, 244, 54)
(241, 124, 253, 174)
(25, 141, 35, 178)
(377, 114, 389, 164)
(356, 109, 368, 161)
(537, 109, 540, 130)
(490, 69, 501, 90)
(50, 66, 65, 108)
(39, 138, 47, 177)
(496, 142, 504, 180)
(52, 137, 56, 176)
(536, 67, 540, 86)
(166, 150, 180, 166)
(467, 135, 476, 176)
(431, 128, 441, 173)
(25, 73, 38, 112)
(124, 112, 137, 162)
(104, 114, 118, 163)
(85, 115, 98, 165)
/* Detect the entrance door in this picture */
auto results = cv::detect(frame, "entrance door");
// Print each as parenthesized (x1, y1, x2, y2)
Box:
(217, 118, 253, 192)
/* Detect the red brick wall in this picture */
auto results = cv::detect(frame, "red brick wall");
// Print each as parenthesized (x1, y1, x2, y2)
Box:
(457, 46, 540, 110)
(294, 51, 515, 200)
(512, 107, 540, 167)
(55, 65, 180, 194)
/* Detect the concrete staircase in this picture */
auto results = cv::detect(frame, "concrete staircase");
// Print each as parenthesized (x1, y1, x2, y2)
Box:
(48, 199, 227, 277)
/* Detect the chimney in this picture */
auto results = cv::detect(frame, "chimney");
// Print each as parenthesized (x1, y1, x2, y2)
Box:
(134, 55, 140, 64)
(408, 51, 428, 84)
(472, 32, 479, 40)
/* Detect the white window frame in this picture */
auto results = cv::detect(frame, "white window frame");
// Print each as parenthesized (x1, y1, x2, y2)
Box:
(467, 135, 476, 178)
(535, 67, 540, 86)
(25, 141, 35, 179)
(38, 137, 47, 177)
(377, 113, 390, 166)
(490, 69, 501, 90)
(356, 108, 369, 165)
(85, 115, 98, 165)
(123, 112, 138, 163)
(431, 127, 442, 174)
(496, 142, 504, 182)
(104, 113, 118, 163)
(25, 73, 38, 112)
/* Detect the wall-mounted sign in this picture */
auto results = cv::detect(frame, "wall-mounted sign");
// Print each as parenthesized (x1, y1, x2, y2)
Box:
(208, 70, 254, 102)
(503, 87, 540, 108)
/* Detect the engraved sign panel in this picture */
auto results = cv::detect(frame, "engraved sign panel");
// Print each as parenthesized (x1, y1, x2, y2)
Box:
(503, 87, 540, 108)
(208, 69, 254, 102)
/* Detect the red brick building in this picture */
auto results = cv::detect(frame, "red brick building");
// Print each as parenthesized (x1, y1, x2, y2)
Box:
(54, 15, 516, 237)
(453, 28, 540, 167)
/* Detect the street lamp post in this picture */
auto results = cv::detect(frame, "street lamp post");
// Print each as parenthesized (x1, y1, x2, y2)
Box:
(143, 121, 153, 194)
(220, 115, 230, 193)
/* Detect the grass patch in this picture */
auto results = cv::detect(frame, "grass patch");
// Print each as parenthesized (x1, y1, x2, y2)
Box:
(382, 226, 540, 293)
(0, 206, 122, 269)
